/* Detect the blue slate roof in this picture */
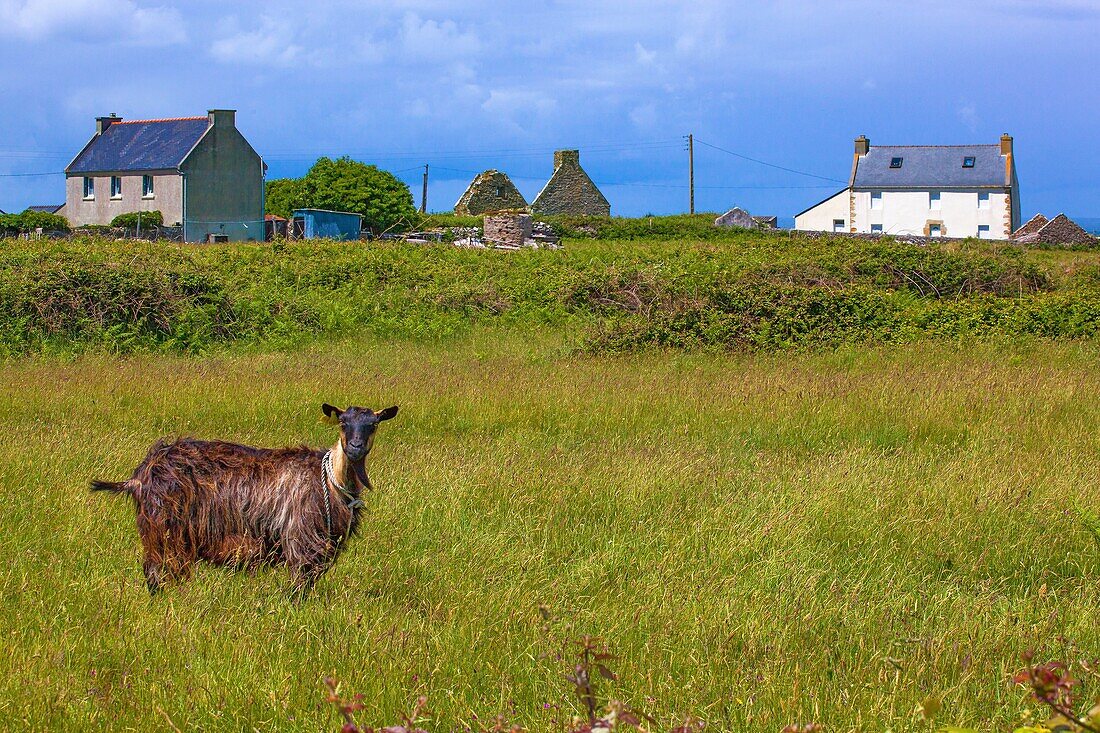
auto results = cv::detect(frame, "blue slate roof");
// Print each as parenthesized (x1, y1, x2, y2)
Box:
(67, 117, 210, 174)
(853, 145, 1007, 189)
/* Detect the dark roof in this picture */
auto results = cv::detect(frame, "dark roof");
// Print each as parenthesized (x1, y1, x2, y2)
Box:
(67, 117, 210, 174)
(26, 204, 63, 213)
(854, 145, 1008, 188)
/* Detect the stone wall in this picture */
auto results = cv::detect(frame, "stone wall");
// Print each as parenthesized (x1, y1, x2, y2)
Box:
(454, 170, 528, 215)
(483, 213, 532, 247)
(1013, 213, 1049, 237)
(531, 150, 610, 216)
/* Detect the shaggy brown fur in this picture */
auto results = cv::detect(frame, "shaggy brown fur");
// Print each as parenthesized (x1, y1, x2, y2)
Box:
(91, 404, 398, 595)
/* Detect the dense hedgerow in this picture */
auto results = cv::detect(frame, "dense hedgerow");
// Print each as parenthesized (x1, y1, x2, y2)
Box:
(0, 231, 1098, 356)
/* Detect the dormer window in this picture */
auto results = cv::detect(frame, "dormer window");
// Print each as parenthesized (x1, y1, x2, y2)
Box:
(963, 156, 976, 168)
(889, 157, 904, 168)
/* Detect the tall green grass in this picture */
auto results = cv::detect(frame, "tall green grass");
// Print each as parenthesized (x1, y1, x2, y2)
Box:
(2, 334, 1100, 730)
(4, 233, 1100, 357)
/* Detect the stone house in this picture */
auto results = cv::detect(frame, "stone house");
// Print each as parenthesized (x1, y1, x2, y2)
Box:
(532, 150, 610, 216)
(62, 109, 265, 242)
(1012, 213, 1095, 245)
(454, 170, 528, 215)
(795, 134, 1020, 239)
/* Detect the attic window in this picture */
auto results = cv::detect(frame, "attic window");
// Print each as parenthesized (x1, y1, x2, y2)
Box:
(963, 156, 976, 168)
(889, 157, 904, 169)
(495, 186, 504, 197)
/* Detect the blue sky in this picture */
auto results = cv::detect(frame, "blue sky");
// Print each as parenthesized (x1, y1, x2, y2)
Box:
(1, 0, 1097, 219)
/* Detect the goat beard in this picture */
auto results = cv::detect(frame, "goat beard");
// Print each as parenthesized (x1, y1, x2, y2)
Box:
(349, 457, 372, 491)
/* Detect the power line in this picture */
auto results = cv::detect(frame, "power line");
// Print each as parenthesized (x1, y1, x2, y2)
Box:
(0, 171, 64, 177)
(694, 139, 845, 184)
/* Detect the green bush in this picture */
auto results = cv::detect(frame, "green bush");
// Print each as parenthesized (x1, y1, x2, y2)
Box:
(109, 210, 163, 228)
(0, 210, 70, 234)
(0, 229, 1098, 356)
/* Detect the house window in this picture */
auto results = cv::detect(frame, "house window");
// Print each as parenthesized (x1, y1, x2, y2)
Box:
(82, 177, 94, 199)
(890, 157, 904, 168)
(871, 191, 882, 210)
(978, 225, 990, 239)
(495, 186, 504, 198)
(930, 191, 941, 209)
(963, 156, 976, 168)
(832, 219, 846, 233)
(110, 176, 122, 199)
(142, 175, 154, 198)
(871, 224, 883, 234)
(929, 224, 943, 237)
(978, 192, 990, 209)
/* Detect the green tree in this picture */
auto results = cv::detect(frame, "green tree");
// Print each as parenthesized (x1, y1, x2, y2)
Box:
(299, 157, 417, 234)
(264, 178, 304, 220)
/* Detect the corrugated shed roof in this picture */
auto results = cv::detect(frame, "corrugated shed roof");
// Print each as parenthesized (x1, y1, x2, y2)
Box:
(854, 145, 1007, 188)
(67, 118, 209, 174)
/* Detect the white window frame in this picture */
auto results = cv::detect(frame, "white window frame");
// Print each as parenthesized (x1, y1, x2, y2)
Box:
(832, 219, 846, 233)
(978, 225, 990, 239)
(930, 224, 943, 237)
(870, 191, 882, 210)
(929, 191, 941, 210)
(82, 177, 95, 200)
(978, 192, 990, 209)
(110, 176, 123, 200)
(142, 175, 155, 199)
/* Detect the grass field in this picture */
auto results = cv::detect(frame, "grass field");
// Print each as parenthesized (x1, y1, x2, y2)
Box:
(3, 331, 1100, 731)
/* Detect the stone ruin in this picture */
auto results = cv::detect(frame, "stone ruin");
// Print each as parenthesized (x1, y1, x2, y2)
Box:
(714, 208, 778, 230)
(714, 207, 756, 228)
(454, 170, 528, 215)
(531, 150, 610, 216)
(1013, 213, 1096, 246)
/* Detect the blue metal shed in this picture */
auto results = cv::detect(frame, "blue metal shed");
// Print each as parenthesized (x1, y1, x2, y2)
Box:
(292, 208, 363, 240)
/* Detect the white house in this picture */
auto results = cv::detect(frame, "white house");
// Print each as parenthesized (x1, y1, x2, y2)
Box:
(795, 135, 1020, 239)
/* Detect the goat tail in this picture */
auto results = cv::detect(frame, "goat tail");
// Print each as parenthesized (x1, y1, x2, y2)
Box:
(90, 479, 132, 494)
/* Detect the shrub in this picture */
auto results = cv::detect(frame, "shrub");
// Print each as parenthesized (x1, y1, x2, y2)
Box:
(0, 210, 70, 234)
(109, 210, 163, 229)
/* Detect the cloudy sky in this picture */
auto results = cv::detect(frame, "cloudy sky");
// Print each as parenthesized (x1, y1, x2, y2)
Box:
(1, 0, 1097, 219)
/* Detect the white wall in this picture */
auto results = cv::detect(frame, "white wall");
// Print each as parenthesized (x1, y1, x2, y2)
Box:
(853, 189, 1010, 239)
(794, 189, 849, 233)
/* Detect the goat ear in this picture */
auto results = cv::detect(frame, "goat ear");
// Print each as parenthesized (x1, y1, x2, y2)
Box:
(321, 403, 343, 422)
(376, 405, 399, 421)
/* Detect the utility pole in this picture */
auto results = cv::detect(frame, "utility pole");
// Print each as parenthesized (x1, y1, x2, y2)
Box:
(421, 164, 429, 214)
(687, 134, 695, 215)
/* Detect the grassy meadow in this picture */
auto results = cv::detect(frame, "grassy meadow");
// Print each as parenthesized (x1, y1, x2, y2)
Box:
(3, 331, 1100, 731)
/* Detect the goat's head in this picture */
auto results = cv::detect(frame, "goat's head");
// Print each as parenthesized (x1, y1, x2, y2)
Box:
(321, 404, 399, 462)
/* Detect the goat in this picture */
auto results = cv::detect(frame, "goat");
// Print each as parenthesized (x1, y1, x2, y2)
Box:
(90, 403, 398, 595)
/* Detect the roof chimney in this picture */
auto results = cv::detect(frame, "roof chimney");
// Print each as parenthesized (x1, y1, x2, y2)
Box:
(554, 149, 580, 169)
(96, 113, 121, 135)
(855, 135, 870, 156)
(1000, 133, 1013, 156)
(208, 109, 236, 129)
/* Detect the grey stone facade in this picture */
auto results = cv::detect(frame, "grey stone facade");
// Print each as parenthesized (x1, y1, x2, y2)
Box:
(483, 213, 533, 247)
(531, 150, 610, 217)
(454, 170, 528, 215)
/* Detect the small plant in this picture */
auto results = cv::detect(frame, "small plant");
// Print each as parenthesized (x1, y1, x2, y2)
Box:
(1009, 653, 1100, 733)
(324, 677, 429, 733)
